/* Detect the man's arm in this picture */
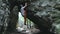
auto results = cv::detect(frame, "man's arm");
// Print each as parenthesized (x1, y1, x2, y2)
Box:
(23, 3, 27, 8)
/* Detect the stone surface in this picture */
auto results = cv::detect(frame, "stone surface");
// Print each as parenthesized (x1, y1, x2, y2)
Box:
(0, 0, 60, 34)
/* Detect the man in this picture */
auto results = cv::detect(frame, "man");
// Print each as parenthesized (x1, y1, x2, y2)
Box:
(20, 3, 27, 25)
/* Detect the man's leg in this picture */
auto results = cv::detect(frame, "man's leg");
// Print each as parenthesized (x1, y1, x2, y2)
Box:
(24, 10, 27, 25)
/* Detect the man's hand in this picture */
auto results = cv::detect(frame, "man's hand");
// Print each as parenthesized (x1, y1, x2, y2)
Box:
(25, 3, 27, 7)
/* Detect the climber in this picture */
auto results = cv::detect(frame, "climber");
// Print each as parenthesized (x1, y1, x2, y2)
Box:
(20, 3, 27, 25)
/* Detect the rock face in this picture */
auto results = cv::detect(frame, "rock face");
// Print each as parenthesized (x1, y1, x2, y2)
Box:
(0, 0, 60, 34)
(26, 0, 60, 34)
(7, 0, 53, 34)
(0, 0, 10, 34)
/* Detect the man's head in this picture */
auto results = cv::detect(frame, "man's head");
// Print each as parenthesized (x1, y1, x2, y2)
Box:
(20, 5, 24, 7)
